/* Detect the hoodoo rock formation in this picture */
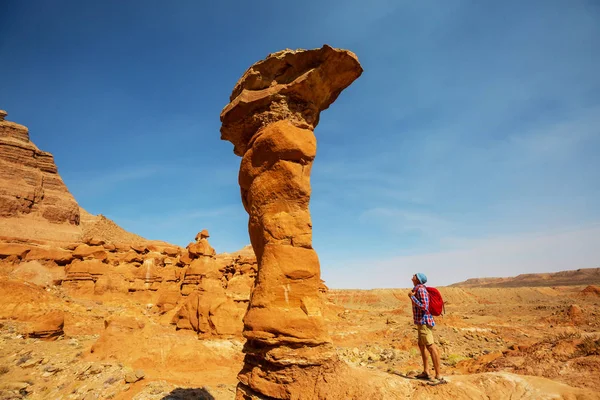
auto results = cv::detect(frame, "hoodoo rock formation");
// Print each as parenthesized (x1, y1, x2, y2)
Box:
(0, 110, 80, 232)
(172, 230, 256, 336)
(0, 226, 258, 338)
(221, 46, 366, 399)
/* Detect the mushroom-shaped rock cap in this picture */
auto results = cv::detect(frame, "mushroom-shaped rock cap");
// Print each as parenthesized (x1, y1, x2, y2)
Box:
(195, 229, 210, 241)
(0, 110, 7, 121)
(220, 45, 362, 156)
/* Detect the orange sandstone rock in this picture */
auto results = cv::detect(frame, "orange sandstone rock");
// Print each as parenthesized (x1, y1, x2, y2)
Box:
(0, 242, 31, 259)
(72, 244, 106, 259)
(187, 239, 216, 258)
(0, 278, 65, 340)
(171, 233, 256, 337)
(0, 111, 80, 225)
(23, 247, 74, 265)
(26, 310, 64, 340)
(220, 45, 362, 399)
(195, 229, 210, 240)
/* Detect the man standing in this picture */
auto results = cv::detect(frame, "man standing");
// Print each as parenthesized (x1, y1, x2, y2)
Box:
(409, 272, 442, 381)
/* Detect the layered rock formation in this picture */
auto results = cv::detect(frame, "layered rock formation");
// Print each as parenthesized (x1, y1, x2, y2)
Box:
(0, 110, 80, 231)
(0, 110, 149, 244)
(0, 278, 65, 340)
(172, 231, 257, 336)
(220, 45, 363, 399)
(0, 229, 258, 337)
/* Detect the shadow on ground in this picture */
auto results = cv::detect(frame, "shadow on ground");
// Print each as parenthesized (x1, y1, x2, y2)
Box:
(161, 387, 215, 400)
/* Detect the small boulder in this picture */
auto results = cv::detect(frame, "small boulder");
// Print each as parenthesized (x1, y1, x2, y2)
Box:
(25, 310, 64, 340)
(103, 243, 116, 251)
(86, 238, 105, 246)
(131, 244, 148, 254)
(72, 245, 105, 259)
(163, 247, 180, 257)
(124, 369, 144, 383)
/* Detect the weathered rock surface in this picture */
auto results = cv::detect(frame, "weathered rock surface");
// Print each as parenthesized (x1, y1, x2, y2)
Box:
(0, 110, 153, 245)
(0, 110, 80, 226)
(172, 231, 257, 336)
(0, 229, 258, 337)
(220, 45, 362, 399)
(221, 46, 363, 156)
(0, 278, 65, 339)
(9, 260, 65, 287)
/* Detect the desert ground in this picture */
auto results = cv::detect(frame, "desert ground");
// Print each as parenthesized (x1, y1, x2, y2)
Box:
(0, 260, 599, 399)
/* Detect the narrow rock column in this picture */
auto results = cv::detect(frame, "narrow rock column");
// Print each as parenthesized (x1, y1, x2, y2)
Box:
(220, 45, 362, 399)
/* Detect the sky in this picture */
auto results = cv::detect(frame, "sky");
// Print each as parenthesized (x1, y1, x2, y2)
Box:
(1, 0, 599, 288)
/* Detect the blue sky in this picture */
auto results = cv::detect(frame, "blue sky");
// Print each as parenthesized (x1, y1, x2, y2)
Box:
(1, 0, 599, 288)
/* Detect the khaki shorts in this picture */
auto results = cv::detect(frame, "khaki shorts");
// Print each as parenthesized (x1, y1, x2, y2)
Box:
(417, 324, 435, 346)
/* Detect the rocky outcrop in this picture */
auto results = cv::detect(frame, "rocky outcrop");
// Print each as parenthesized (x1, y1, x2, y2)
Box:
(581, 285, 600, 296)
(180, 230, 218, 295)
(0, 110, 80, 226)
(0, 111, 150, 244)
(0, 230, 258, 337)
(220, 45, 362, 399)
(0, 278, 65, 340)
(26, 310, 65, 339)
(172, 232, 257, 336)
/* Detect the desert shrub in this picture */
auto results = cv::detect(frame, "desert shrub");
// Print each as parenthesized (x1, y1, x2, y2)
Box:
(0, 365, 9, 375)
(444, 354, 468, 367)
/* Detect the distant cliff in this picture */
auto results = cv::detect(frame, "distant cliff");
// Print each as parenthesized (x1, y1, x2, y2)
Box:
(449, 267, 600, 288)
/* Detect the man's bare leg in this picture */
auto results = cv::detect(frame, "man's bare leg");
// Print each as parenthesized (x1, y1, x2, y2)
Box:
(418, 342, 429, 376)
(427, 343, 441, 378)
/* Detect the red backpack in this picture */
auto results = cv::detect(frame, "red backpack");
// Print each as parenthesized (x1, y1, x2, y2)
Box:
(426, 287, 445, 316)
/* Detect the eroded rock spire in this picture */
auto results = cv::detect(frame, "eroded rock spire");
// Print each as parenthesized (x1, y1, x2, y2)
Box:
(221, 45, 363, 399)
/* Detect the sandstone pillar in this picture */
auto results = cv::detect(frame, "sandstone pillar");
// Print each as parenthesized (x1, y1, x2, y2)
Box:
(220, 45, 362, 399)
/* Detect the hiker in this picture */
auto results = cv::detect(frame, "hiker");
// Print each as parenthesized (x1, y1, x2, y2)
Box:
(409, 272, 442, 381)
